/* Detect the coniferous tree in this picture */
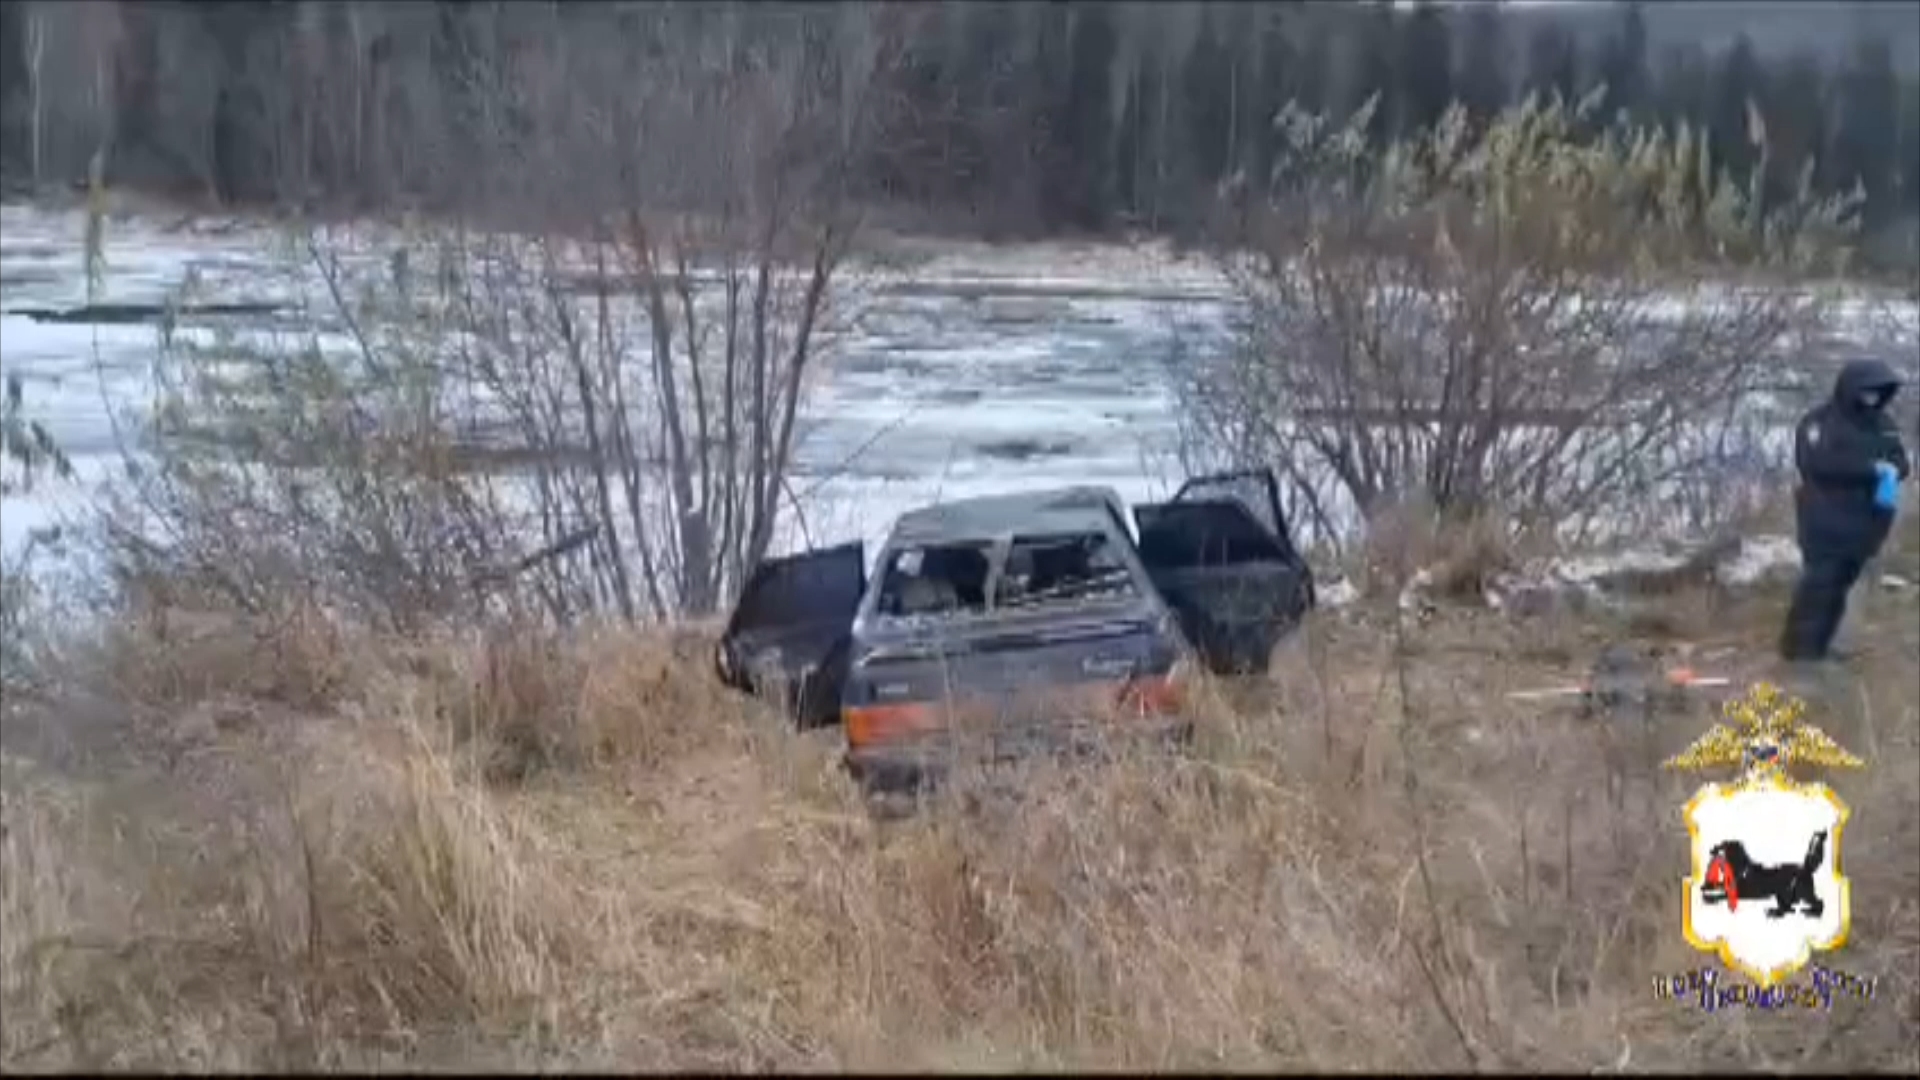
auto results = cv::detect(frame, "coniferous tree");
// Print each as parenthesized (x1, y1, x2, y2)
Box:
(1599, 1, 1649, 119)
(1346, 1, 1399, 143)
(0, 0, 28, 179)
(877, 0, 956, 206)
(1711, 34, 1763, 185)
(1247, 4, 1296, 185)
(1765, 51, 1830, 199)
(1286, 7, 1333, 119)
(1831, 35, 1899, 222)
(4, 0, 1918, 259)
(1114, 56, 1144, 221)
(202, 1, 292, 205)
(1221, 2, 1262, 182)
(1525, 20, 1581, 106)
(1456, 1, 1509, 125)
(1397, 1, 1454, 135)
(950, 0, 1017, 214)
(1049, 1, 1118, 230)
(1181, 6, 1233, 192)
(1655, 42, 1714, 130)
(1897, 78, 1920, 221)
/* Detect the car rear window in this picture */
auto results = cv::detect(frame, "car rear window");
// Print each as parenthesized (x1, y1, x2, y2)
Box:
(875, 541, 995, 618)
(994, 531, 1139, 610)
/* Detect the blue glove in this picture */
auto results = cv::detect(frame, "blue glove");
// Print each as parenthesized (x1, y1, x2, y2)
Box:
(1874, 461, 1900, 511)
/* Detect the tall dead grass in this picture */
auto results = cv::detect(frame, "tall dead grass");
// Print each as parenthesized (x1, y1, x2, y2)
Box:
(3, 575, 1915, 1071)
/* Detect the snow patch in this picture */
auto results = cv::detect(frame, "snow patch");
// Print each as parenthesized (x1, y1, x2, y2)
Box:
(1545, 548, 1691, 587)
(1715, 535, 1801, 586)
(1318, 578, 1361, 609)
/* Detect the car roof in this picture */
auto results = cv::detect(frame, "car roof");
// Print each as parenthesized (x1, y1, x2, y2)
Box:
(887, 485, 1131, 546)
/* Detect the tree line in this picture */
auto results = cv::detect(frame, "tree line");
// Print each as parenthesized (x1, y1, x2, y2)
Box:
(1, 1, 1915, 266)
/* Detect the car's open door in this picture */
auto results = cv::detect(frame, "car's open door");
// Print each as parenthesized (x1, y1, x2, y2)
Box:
(1132, 469, 1315, 674)
(717, 541, 866, 729)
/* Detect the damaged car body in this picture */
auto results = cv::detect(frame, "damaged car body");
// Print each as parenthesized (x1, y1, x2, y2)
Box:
(715, 469, 1316, 791)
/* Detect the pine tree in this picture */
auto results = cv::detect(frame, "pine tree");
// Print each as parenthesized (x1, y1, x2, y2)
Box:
(1248, 4, 1296, 186)
(1898, 78, 1920, 225)
(1398, 1, 1454, 136)
(1524, 19, 1580, 106)
(1765, 50, 1830, 201)
(1114, 58, 1143, 221)
(1711, 35, 1763, 187)
(1289, 7, 1332, 118)
(1831, 34, 1898, 224)
(0, 1, 27, 180)
(1599, 1, 1648, 120)
(1049, 0, 1119, 230)
(1655, 42, 1713, 129)
(1221, 2, 1262, 182)
(201, 1, 293, 205)
(1893, 76, 1920, 276)
(1181, 6, 1233, 191)
(1353, 1, 1400, 143)
(1456, 1, 1509, 124)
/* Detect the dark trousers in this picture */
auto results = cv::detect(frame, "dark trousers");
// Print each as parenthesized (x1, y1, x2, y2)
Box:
(1780, 551, 1868, 661)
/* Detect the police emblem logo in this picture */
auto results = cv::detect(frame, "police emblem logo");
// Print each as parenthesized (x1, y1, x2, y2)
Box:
(1666, 682, 1866, 988)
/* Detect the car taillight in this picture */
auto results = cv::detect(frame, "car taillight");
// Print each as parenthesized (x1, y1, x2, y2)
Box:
(843, 702, 936, 748)
(1118, 660, 1187, 717)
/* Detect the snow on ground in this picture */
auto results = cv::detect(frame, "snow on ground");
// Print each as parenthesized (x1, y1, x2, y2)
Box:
(1716, 535, 1804, 586)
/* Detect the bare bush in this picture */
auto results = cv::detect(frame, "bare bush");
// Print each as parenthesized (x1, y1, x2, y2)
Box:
(104, 6, 913, 628)
(1177, 91, 1861, 555)
(1, 377, 78, 697)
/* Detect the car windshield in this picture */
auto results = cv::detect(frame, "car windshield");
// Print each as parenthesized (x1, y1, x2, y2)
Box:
(993, 531, 1138, 610)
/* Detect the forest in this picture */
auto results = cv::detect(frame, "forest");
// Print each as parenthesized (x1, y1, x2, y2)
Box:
(1, 1, 1916, 268)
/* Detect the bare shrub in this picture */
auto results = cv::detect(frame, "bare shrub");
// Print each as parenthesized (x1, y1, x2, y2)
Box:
(1177, 91, 1861, 552)
(1, 376, 81, 700)
(1356, 491, 1533, 601)
(102, 5, 915, 629)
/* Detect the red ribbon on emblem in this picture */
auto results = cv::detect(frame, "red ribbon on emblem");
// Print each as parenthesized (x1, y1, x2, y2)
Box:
(1706, 854, 1739, 912)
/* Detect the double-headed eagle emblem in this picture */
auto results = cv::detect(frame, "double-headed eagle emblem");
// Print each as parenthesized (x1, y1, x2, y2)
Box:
(1668, 681, 1867, 987)
(1664, 681, 1865, 780)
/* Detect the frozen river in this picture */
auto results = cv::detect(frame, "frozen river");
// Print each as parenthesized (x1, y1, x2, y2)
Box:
(3, 200, 1916, 597)
(0, 203, 1236, 570)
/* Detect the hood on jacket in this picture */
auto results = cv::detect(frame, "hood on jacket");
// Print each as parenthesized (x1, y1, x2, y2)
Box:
(1833, 358, 1902, 413)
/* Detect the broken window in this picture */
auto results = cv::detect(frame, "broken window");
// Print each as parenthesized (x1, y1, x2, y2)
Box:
(875, 541, 994, 618)
(994, 532, 1139, 610)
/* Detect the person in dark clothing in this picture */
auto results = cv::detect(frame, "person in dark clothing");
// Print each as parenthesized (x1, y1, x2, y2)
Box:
(1779, 359, 1911, 662)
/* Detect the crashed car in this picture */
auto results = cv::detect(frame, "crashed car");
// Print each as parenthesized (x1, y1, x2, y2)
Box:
(714, 469, 1316, 790)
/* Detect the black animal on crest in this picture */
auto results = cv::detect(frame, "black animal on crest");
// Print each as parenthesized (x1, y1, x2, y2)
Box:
(1702, 831, 1827, 919)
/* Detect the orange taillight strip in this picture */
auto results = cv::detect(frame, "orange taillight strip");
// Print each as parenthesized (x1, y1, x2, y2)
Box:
(1117, 672, 1184, 716)
(843, 702, 938, 749)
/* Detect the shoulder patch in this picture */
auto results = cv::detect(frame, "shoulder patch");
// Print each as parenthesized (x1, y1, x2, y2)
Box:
(1806, 422, 1822, 447)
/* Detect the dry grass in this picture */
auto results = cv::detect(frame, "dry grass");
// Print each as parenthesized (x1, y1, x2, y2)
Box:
(2, 570, 1916, 1072)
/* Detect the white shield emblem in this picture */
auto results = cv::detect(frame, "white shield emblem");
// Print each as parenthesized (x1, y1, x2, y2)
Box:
(1667, 682, 1865, 989)
(1682, 774, 1850, 987)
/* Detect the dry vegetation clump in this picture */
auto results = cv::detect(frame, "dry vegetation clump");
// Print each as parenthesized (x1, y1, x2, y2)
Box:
(1350, 492, 1544, 604)
(3, 559, 1914, 1073)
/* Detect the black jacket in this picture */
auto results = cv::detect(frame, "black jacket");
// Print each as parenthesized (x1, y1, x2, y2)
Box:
(1793, 359, 1911, 560)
